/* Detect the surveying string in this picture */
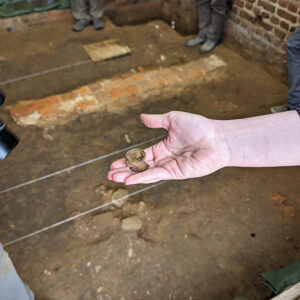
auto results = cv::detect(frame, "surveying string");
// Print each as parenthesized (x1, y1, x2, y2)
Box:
(4, 181, 165, 247)
(0, 60, 91, 85)
(0, 134, 167, 195)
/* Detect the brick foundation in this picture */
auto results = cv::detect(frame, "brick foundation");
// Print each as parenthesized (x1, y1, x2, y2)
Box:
(9, 55, 226, 127)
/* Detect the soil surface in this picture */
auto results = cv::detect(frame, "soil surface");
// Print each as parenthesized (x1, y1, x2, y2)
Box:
(0, 18, 299, 300)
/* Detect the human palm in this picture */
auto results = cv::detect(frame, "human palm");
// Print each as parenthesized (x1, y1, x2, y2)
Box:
(108, 111, 230, 185)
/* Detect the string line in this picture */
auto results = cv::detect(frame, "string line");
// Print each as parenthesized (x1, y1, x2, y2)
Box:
(4, 181, 165, 247)
(0, 134, 166, 195)
(0, 60, 91, 85)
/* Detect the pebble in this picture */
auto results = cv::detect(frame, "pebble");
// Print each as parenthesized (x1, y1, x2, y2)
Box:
(97, 286, 103, 293)
(95, 265, 101, 273)
(270, 193, 286, 205)
(121, 216, 142, 231)
(283, 205, 296, 217)
(112, 189, 129, 208)
(128, 248, 133, 258)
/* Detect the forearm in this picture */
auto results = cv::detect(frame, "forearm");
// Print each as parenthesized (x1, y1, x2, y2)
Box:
(216, 111, 300, 167)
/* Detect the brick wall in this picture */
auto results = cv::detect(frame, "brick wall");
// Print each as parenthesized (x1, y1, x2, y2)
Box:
(228, 0, 300, 64)
(162, 0, 300, 69)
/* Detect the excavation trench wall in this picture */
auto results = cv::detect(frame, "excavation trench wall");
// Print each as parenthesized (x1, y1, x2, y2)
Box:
(1, 0, 299, 73)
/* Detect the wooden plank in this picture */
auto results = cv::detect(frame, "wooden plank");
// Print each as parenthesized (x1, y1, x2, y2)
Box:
(271, 282, 300, 300)
(83, 39, 131, 62)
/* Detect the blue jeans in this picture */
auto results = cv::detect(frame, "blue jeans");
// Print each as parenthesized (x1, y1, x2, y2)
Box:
(287, 26, 300, 114)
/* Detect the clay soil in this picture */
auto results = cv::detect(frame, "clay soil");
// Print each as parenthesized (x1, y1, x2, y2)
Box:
(0, 18, 299, 300)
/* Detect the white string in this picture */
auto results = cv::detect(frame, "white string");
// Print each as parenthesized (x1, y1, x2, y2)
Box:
(0, 60, 91, 85)
(4, 181, 165, 247)
(0, 134, 166, 195)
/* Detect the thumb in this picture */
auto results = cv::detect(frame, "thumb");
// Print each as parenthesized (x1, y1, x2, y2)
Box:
(140, 113, 170, 130)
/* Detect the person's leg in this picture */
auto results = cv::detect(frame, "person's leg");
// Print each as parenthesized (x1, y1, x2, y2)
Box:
(0, 243, 34, 300)
(186, 0, 211, 47)
(200, 0, 227, 53)
(89, 0, 105, 30)
(71, 0, 92, 31)
(287, 26, 300, 114)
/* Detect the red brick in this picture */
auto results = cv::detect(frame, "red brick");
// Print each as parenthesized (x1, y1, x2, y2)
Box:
(274, 28, 286, 39)
(257, 0, 275, 12)
(151, 79, 167, 89)
(59, 91, 75, 102)
(131, 74, 145, 81)
(253, 7, 260, 15)
(245, 2, 253, 10)
(76, 86, 89, 95)
(137, 66, 145, 72)
(277, 8, 297, 23)
(10, 100, 43, 118)
(270, 15, 279, 24)
(261, 21, 273, 31)
(261, 11, 270, 18)
(109, 88, 127, 99)
(109, 85, 139, 99)
(239, 10, 256, 22)
(233, 0, 244, 8)
(39, 105, 58, 117)
(125, 85, 139, 95)
(288, 1, 300, 13)
(189, 70, 204, 80)
(254, 27, 263, 35)
(89, 82, 102, 92)
(278, 0, 288, 7)
(165, 75, 181, 85)
(76, 100, 97, 110)
(280, 20, 289, 30)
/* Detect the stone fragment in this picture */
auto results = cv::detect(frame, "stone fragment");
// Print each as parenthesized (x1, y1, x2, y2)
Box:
(270, 193, 286, 205)
(112, 188, 129, 208)
(283, 205, 296, 218)
(128, 248, 133, 258)
(121, 216, 142, 231)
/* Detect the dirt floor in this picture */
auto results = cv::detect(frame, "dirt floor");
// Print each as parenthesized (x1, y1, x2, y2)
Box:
(0, 18, 299, 300)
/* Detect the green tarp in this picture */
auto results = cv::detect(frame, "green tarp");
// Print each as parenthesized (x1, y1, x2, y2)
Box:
(260, 260, 300, 295)
(0, 0, 69, 18)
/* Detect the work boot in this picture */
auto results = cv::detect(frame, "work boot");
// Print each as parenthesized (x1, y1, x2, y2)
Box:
(199, 38, 219, 54)
(72, 20, 91, 32)
(92, 18, 104, 30)
(185, 34, 206, 48)
(270, 104, 288, 113)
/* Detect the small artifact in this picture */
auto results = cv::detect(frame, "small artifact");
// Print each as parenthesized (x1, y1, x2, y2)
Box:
(125, 148, 149, 172)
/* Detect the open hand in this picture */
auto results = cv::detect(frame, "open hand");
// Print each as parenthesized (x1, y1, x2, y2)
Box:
(107, 111, 230, 185)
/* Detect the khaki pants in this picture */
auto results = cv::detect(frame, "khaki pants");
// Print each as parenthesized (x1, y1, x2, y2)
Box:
(71, 0, 104, 21)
